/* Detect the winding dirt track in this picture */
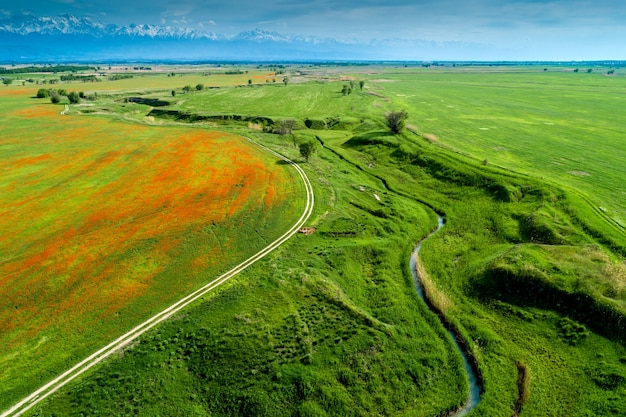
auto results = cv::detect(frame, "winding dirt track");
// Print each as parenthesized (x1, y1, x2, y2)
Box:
(1, 136, 315, 417)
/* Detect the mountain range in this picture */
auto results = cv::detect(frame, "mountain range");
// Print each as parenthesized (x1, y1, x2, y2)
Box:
(0, 14, 394, 62)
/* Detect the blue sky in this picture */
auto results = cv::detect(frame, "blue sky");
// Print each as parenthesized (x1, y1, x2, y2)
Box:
(1, 0, 625, 60)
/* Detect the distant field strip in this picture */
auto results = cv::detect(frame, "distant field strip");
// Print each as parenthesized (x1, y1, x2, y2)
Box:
(1, 137, 314, 417)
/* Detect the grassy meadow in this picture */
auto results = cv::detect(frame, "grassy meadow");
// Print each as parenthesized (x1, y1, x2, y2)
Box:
(2, 64, 625, 416)
(0, 80, 304, 410)
(370, 68, 626, 249)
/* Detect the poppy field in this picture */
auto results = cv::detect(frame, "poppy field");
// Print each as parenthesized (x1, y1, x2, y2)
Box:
(0, 86, 303, 408)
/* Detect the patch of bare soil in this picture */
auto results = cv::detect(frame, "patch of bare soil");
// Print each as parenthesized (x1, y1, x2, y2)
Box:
(366, 91, 390, 101)
(568, 170, 591, 177)
(422, 133, 439, 143)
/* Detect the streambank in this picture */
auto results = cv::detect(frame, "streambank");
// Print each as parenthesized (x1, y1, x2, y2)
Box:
(410, 215, 481, 416)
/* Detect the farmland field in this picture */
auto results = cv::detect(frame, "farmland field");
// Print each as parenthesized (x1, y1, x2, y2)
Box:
(0, 83, 305, 410)
(2, 64, 626, 417)
(372, 68, 626, 249)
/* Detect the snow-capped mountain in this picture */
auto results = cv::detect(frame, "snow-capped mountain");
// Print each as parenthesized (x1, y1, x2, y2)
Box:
(0, 13, 437, 61)
(0, 14, 334, 43)
(0, 14, 222, 40)
(0, 14, 104, 36)
(233, 29, 292, 43)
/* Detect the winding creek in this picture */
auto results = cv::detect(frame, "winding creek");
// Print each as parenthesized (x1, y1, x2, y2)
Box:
(410, 215, 481, 416)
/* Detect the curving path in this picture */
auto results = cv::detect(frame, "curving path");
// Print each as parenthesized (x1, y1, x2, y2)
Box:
(1, 136, 315, 417)
(410, 215, 481, 416)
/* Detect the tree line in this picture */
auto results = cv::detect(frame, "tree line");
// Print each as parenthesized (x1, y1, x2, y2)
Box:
(36, 88, 88, 104)
(0, 65, 92, 74)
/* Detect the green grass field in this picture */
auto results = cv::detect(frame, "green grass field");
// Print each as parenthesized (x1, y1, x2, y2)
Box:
(369, 68, 626, 246)
(3, 64, 625, 416)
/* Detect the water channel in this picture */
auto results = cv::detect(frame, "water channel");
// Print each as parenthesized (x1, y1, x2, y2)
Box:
(410, 215, 481, 416)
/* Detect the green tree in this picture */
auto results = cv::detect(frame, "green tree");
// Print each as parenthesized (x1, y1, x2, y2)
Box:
(3, 77, 13, 86)
(182, 85, 192, 93)
(359, 80, 365, 90)
(36, 88, 49, 98)
(171, 90, 176, 97)
(274, 119, 296, 137)
(248, 79, 252, 85)
(195, 83, 204, 91)
(50, 91, 61, 104)
(385, 110, 408, 134)
(67, 91, 81, 104)
(282, 77, 289, 86)
(299, 140, 317, 161)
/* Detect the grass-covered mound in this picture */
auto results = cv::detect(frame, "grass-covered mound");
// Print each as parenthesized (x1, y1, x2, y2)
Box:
(474, 244, 626, 342)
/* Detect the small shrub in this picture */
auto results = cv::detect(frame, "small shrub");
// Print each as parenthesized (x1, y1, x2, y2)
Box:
(590, 367, 626, 390)
(557, 317, 589, 345)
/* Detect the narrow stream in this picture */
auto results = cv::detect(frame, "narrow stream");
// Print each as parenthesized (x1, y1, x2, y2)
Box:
(410, 215, 481, 416)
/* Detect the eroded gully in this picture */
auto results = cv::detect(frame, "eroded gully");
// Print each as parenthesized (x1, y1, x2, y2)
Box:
(410, 215, 481, 416)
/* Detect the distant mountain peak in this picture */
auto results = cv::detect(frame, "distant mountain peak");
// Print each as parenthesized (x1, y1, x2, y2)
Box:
(233, 28, 291, 42)
(0, 13, 441, 62)
(0, 14, 220, 40)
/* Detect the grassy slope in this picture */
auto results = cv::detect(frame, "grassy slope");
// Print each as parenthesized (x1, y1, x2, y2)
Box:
(14, 67, 626, 416)
(327, 129, 626, 415)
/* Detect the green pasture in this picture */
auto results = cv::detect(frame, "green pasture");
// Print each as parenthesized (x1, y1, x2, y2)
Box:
(368, 69, 626, 238)
(7, 65, 626, 416)
(1, 66, 274, 96)
(176, 81, 374, 120)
